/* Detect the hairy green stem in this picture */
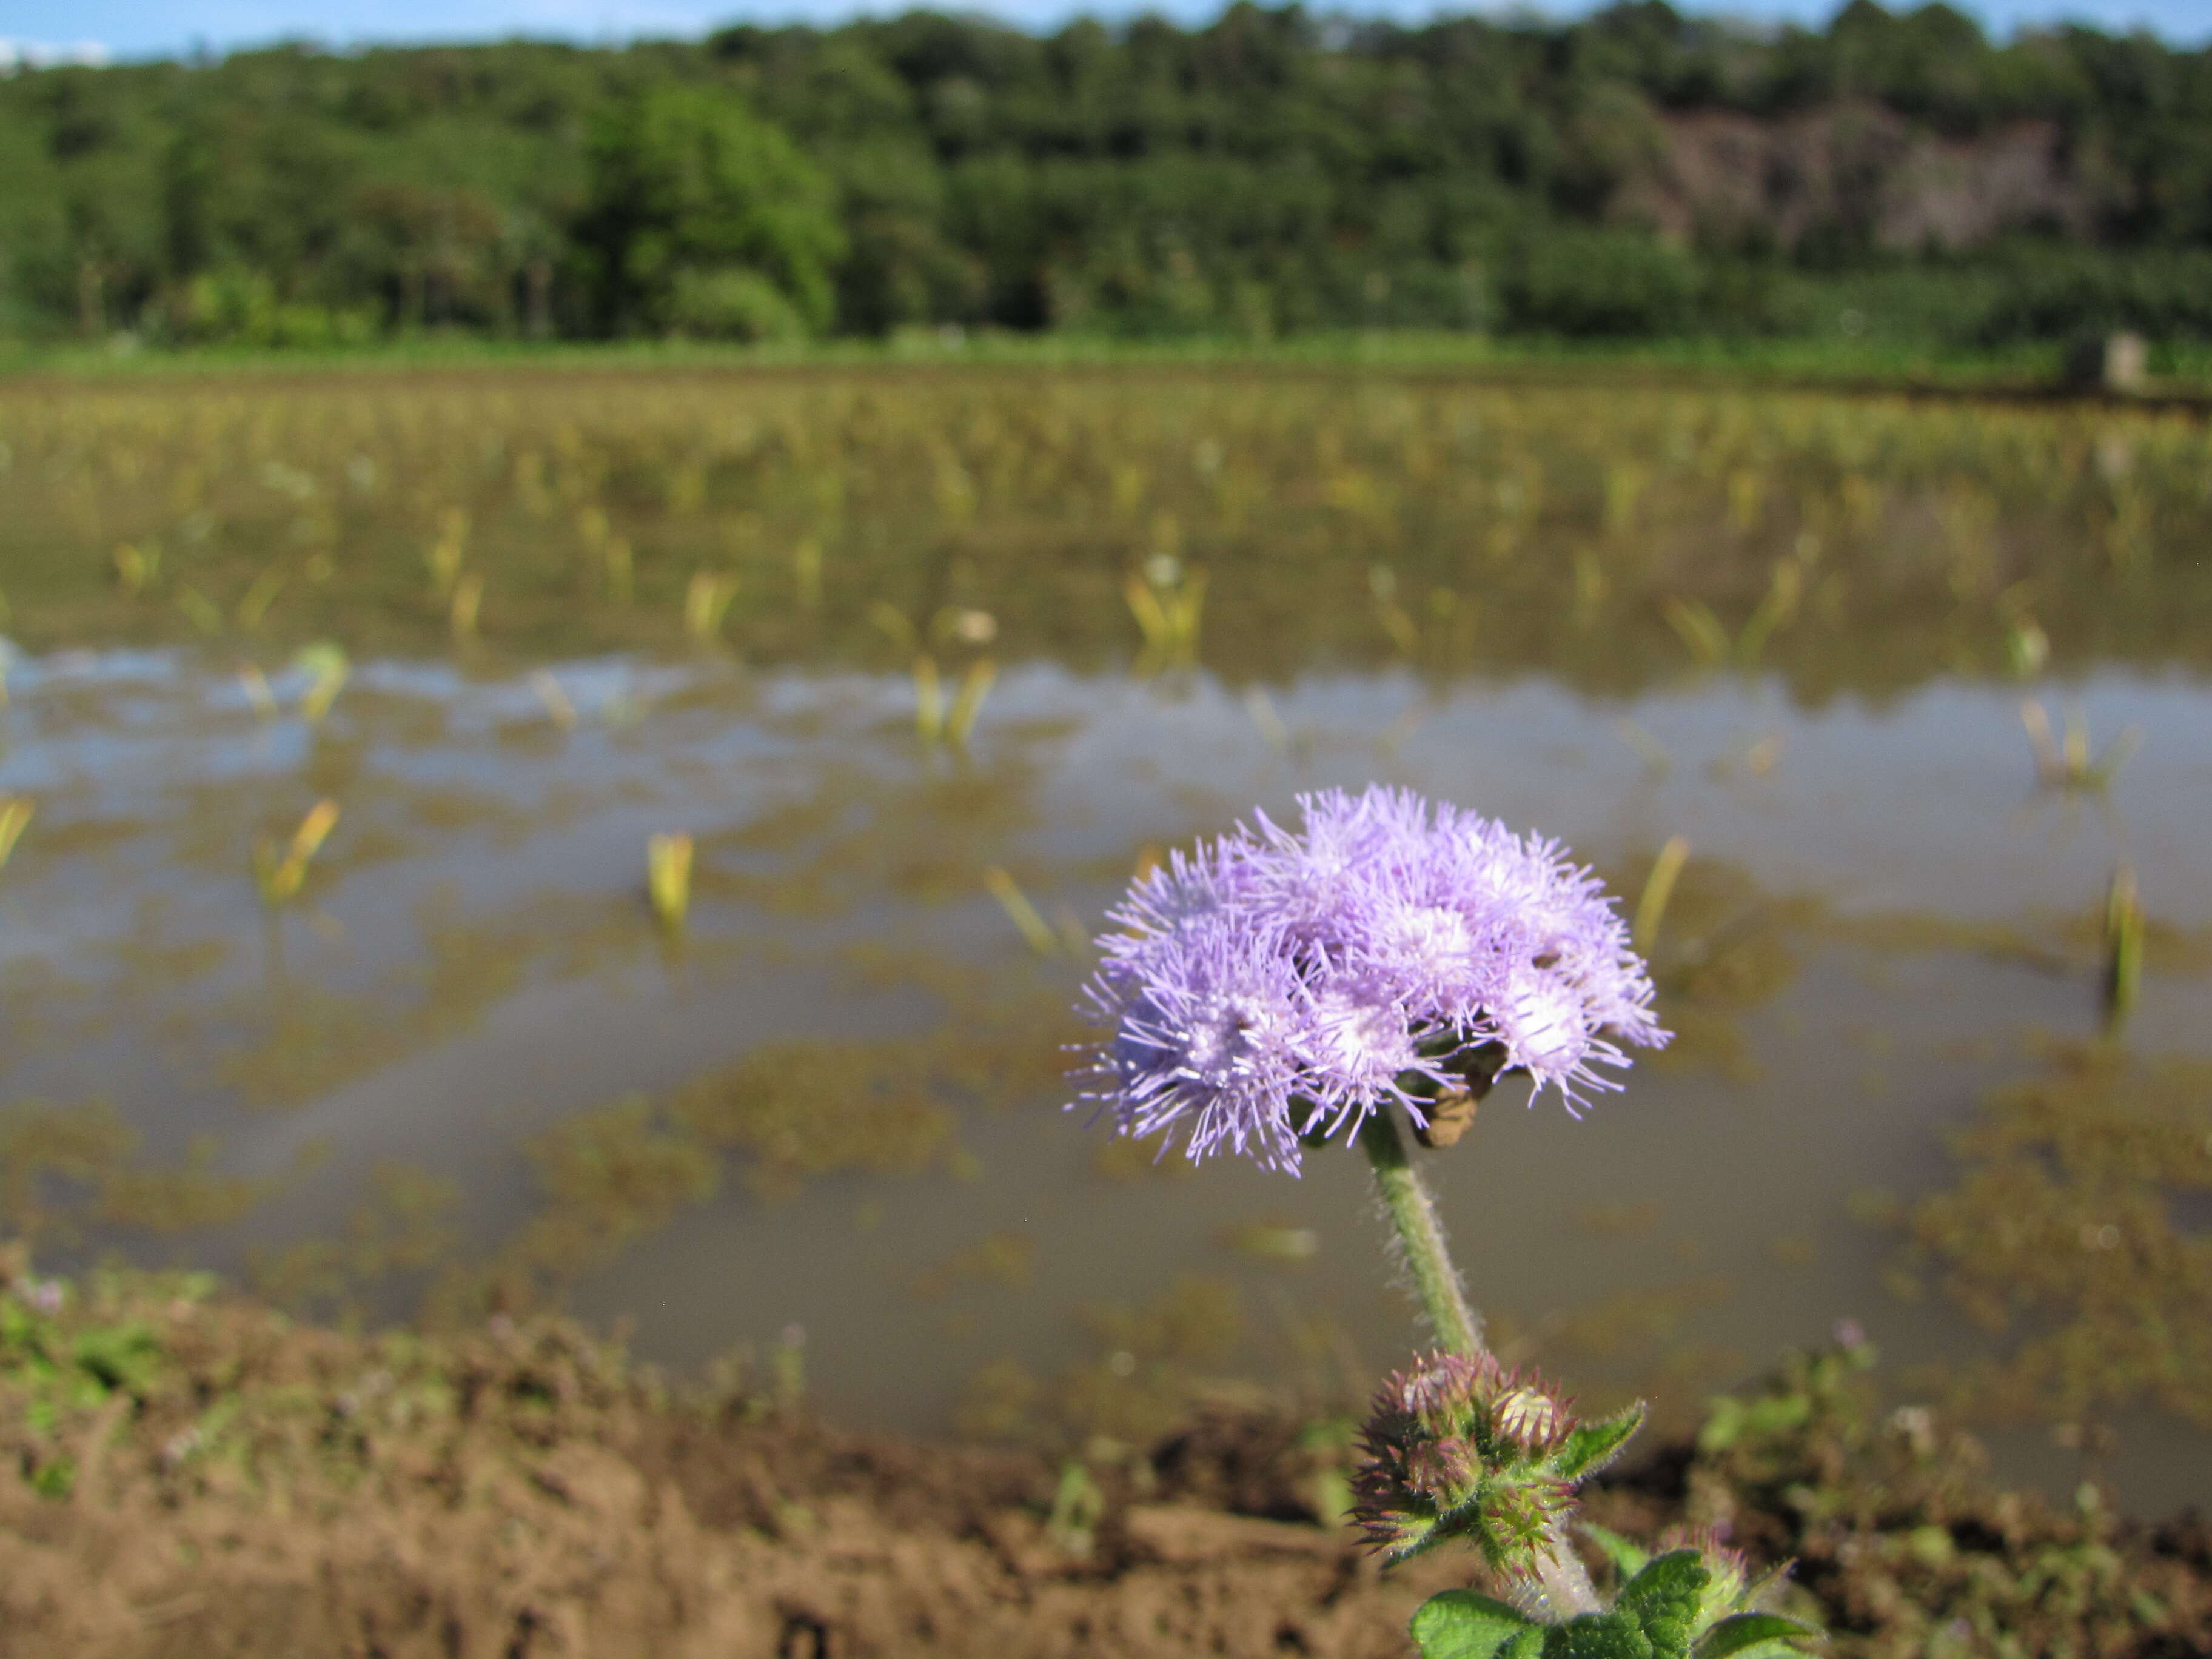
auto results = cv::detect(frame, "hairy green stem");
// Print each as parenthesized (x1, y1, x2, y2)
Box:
(1358, 1105, 1601, 1617)
(1356, 1107, 1481, 1359)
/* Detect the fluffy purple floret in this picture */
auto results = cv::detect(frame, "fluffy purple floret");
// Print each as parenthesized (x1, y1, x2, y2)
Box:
(1073, 785, 1669, 1171)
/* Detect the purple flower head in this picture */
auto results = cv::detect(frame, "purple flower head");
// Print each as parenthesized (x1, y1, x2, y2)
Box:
(1081, 908, 1316, 1173)
(1073, 785, 1668, 1170)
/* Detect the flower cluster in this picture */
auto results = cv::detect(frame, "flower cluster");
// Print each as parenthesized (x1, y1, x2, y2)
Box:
(1349, 1349, 1637, 1570)
(1074, 786, 1667, 1171)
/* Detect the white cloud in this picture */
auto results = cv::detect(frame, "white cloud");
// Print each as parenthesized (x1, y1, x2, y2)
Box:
(0, 38, 113, 72)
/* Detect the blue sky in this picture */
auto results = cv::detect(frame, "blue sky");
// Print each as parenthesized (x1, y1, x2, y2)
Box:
(2, 0, 2205, 67)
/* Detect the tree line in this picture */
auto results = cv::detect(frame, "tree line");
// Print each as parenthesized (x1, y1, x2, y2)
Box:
(2, 0, 2209, 349)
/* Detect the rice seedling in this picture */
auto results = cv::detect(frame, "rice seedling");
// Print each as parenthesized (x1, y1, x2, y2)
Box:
(426, 508, 469, 598)
(112, 541, 159, 595)
(2021, 699, 2141, 792)
(450, 573, 485, 638)
(175, 586, 223, 634)
(237, 662, 278, 721)
(1663, 596, 1732, 669)
(0, 796, 33, 873)
(1602, 460, 1649, 534)
(945, 659, 996, 748)
(235, 567, 287, 631)
(1732, 560, 1803, 667)
(2102, 480, 2154, 572)
(1244, 686, 1290, 756)
(2004, 614, 2051, 679)
(2102, 864, 2143, 1037)
(982, 866, 1058, 956)
(1665, 563, 1801, 674)
(1124, 561, 1205, 671)
(1634, 836, 1692, 952)
(531, 669, 577, 732)
(1572, 546, 1608, 612)
(866, 602, 917, 652)
(646, 833, 694, 932)
(1726, 466, 1766, 531)
(683, 571, 739, 642)
(252, 799, 341, 909)
(912, 655, 945, 745)
(292, 642, 349, 724)
(1369, 565, 1420, 655)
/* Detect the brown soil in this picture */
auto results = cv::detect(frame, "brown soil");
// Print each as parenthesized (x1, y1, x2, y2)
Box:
(2, 1253, 2208, 1659)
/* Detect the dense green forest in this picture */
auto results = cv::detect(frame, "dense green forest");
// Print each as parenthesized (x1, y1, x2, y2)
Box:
(2, 0, 2210, 349)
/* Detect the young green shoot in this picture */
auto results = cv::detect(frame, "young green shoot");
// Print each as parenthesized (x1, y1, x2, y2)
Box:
(2102, 863, 2143, 1038)
(0, 796, 33, 873)
(253, 800, 341, 909)
(984, 866, 1059, 956)
(1634, 837, 1691, 954)
(947, 659, 996, 748)
(237, 663, 279, 722)
(235, 567, 287, 632)
(2022, 700, 2140, 793)
(685, 571, 739, 642)
(532, 670, 578, 732)
(292, 642, 349, 725)
(648, 833, 694, 933)
(450, 574, 485, 638)
(913, 655, 945, 746)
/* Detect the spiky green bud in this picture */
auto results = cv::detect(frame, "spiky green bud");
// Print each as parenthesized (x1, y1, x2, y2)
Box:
(1350, 1350, 1610, 1571)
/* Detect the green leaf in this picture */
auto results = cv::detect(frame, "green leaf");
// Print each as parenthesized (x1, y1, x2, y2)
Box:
(1580, 1521, 1651, 1583)
(1695, 1396, 1746, 1453)
(1410, 1591, 1538, 1659)
(1549, 1401, 1646, 1481)
(1614, 1549, 1710, 1659)
(1541, 1611, 1655, 1659)
(1734, 1562, 1795, 1616)
(1692, 1614, 1818, 1658)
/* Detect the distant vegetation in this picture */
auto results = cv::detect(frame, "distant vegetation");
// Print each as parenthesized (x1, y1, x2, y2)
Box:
(2, 1, 2210, 352)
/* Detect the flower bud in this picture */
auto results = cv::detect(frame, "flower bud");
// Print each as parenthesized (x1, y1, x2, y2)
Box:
(1350, 1349, 1583, 1569)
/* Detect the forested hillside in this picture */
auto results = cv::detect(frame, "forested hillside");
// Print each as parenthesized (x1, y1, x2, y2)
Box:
(2, 0, 2209, 348)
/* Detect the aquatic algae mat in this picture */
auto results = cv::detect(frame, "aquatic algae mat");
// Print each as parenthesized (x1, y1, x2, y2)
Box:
(2, 1258, 2208, 1659)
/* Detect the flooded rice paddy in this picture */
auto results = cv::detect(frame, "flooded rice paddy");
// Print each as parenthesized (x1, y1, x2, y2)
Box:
(1, 367, 2208, 1510)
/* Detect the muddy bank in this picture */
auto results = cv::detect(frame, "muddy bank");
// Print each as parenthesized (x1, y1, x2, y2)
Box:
(1, 1252, 2206, 1659)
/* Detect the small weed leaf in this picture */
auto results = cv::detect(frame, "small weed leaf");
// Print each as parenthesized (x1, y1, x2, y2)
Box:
(1548, 1400, 1645, 1481)
(1410, 1591, 1537, 1659)
(72, 1322, 161, 1395)
(1544, 1610, 1655, 1658)
(1691, 1613, 1818, 1658)
(1614, 1550, 1710, 1659)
